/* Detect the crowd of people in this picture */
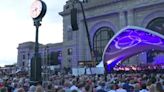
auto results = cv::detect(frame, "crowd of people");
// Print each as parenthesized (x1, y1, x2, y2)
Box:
(0, 70, 163, 92)
(113, 64, 164, 73)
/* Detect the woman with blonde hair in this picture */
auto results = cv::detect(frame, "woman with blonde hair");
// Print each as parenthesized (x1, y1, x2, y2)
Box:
(35, 84, 44, 92)
(17, 88, 25, 92)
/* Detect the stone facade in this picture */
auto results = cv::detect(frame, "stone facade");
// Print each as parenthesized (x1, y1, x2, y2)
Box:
(18, 0, 164, 69)
(17, 42, 35, 68)
(59, 0, 164, 67)
(17, 42, 63, 69)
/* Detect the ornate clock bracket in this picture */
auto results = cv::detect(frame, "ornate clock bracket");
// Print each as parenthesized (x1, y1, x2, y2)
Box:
(34, 18, 41, 27)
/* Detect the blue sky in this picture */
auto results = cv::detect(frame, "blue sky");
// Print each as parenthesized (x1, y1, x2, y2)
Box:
(0, 0, 67, 67)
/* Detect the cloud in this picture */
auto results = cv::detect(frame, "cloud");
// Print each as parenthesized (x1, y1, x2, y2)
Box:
(39, 22, 63, 44)
(0, 0, 67, 66)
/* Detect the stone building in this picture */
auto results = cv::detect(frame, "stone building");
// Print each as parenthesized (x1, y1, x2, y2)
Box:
(18, 0, 164, 69)
(17, 42, 63, 70)
(60, 0, 164, 67)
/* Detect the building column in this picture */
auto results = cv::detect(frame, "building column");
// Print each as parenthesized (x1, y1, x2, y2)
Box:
(119, 11, 126, 29)
(127, 9, 134, 25)
(78, 21, 86, 61)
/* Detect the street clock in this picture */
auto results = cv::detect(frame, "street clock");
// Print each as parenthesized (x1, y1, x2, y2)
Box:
(30, 0, 47, 20)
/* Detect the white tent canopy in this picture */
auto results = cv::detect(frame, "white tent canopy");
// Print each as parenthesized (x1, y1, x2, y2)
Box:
(72, 61, 105, 76)
(96, 61, 104, 67)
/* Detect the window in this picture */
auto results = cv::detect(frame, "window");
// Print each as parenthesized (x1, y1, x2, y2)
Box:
(49, 52, 59, 65)
(27, 53, 30, 59)
(68, 58, 71, 63)
(22, 54, 26, 60)
(22, 62, 25, 66)
(58, 51, 62, 57)
(93, 27, 114, 62)
(146, 17, 164, 63)
(67, 48, 73, 55)
(67, 58, 72, 67)
(147, 17, 164, 35)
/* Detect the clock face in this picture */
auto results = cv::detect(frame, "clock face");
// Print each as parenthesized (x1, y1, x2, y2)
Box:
(30, 0, 42, 18)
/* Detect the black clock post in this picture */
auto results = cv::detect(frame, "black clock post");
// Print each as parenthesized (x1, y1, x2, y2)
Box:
(30, 19, 42, 84)
(30, 0, 47, 85)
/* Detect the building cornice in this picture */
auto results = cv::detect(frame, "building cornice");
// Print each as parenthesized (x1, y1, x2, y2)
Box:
(59, 0, 164, 17)
(59, 0, 125, 16)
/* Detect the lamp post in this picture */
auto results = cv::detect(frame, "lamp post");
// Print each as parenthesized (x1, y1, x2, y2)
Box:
(30, 0, 47, 84)
(71, 0, 96, 75)
(71, 0, 95, 67)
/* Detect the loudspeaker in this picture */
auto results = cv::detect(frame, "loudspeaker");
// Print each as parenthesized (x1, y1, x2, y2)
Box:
(30, 56, 42, 82)
(71, 8, 78, 31)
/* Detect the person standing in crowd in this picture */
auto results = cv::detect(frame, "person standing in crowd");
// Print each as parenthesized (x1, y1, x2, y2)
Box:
(116, 83, 127, 92)
(28, 84, 36, 92)
(70, 80, 78, 91)
(63, 80, 71, 92)
(139, 83, 149, 92)
(35, 85, 44, 92)
(155, 82, 164, 92)
(147, 77, 156, 92)
(108, 84, 116, 92)
(17, 88, 25, 92)
(35, 81, 44, 92)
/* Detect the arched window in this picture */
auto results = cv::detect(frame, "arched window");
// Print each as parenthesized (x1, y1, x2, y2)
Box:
(146, 17, 164, 63)
(147, 17, 164, 35)
(93, 27, 114, 63)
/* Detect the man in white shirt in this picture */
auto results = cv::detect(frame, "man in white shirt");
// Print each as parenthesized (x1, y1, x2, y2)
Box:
(139, 83, 149, 92)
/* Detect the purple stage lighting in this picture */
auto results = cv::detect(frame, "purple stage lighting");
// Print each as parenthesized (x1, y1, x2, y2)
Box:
(103, 26, 164, 73)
